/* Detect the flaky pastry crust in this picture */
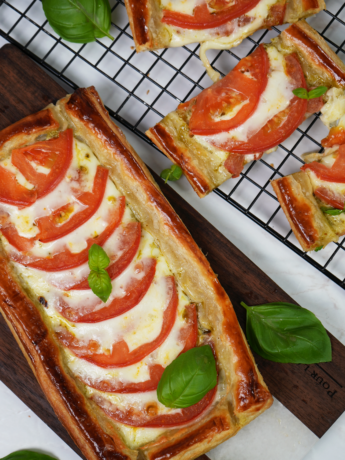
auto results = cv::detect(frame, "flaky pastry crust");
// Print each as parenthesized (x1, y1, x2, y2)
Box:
(146, 20, 345, 198)
(0, 87, 272, 460)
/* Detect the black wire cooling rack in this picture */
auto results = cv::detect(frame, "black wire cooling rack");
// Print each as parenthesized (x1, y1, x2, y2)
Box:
(1, 0, 345, 288)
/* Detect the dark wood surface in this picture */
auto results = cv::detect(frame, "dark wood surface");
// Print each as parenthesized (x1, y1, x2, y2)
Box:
(0, 44, 345, 459)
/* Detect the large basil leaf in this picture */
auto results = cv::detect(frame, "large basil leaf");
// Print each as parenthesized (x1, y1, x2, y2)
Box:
(88, 243, 110, 271)
(1, 451, 56, 460)
(42, 0, 114, 43)
(157, 345, 217, 408)
(241, 302, 332, 364)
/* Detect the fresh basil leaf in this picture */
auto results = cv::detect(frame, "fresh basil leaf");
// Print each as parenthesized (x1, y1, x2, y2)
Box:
(241, 301, 332, 364)
(42, 0, 114, 43)
(88, 269, 112, 303)
(321, 207, 343, 216)
(293, 88, 308, 99)
(88, 244, 110, 271)
(308, 86, 328, 99)
(1, 451, 57, 460)
(314, 245, 323, 252)
(157, 345, 217, 408)
(160, 164, 183, 184)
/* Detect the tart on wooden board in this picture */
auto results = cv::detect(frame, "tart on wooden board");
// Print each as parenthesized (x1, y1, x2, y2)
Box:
(0, 86, 272, 460)
(146, 21, 345, 198)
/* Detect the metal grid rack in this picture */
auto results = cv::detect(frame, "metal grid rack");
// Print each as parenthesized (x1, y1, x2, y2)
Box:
(1, 0, 345, 288)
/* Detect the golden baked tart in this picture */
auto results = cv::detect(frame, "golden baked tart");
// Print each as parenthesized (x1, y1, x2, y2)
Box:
(272, 85, 345, 252)
(124, 0, 324, 80)
(0, 87, 272, 460)
(146, 21, 345, 198)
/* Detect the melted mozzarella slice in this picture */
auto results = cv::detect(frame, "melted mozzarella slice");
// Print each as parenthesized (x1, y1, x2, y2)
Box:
(196, 46, 294, 148)
(161, 0, 202, 15)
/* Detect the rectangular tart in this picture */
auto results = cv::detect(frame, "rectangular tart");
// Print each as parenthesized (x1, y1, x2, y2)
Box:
(146, 20, 345, 198)
(0, 87, 272, 460)
(125, 0, 324, 80)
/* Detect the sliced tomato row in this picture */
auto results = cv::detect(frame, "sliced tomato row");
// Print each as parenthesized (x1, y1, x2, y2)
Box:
(1, 165, 109, 252)
(93, 385, 217, 428)
(0, 129, 73, 207)
(162, 0, 261, 30)
(58, 257, 157, 322)
(77, 304, 198, 393)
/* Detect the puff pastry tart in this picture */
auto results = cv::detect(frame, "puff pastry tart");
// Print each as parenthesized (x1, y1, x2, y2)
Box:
(272, 87, 345, 252)
(146, 21, 345, 198)
(0, 87, 272, 460)
(125, 0, 324, 80)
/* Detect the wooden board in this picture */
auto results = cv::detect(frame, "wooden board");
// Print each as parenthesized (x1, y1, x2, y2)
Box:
(0, 43, 345, 458)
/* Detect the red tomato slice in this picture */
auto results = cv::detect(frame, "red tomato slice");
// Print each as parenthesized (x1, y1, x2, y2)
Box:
(38, 166, 108, 243)
(11, 129, 73, 200)
(209, 53, 308, 153)
(1, 166, 109, 252)
(314, 186, 345, 209)
(224, 153, 245, 177)
(93, 385, 217, 428)
(10, 196, 126, 271)
(0, 166, 37, 207)
(58, 257, 157, 323)
(75, 304, 198, 393)
(58, 276, 178, 368)
(162, 0, 261, 30)
(322, 126, 345, 148)
(189, 45, 269, 135)
(64, 222, 142, 291)
(306, 93, 323, 114)
(302, 144, 345, 183)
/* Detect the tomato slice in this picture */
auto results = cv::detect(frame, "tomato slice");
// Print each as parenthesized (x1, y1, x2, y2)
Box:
(75, 304, 198, 393)
(0, 166, 37, 207)
(10, 196, 126, 271)
(302, 144, 345, 182)
(59, 257, 157, 323)
(224, 153, 245, 177)
(314, 186, 345, 209)
(322, 126, 345, 148)
(1, 166, 109, 253)
(209, 53, 308, 153)
(189, 45, 269, 135)
(58, 276, 178, 368)
(63, 222, 142, 291)
(11, 129, 73, 200)
(162, 0, 261, 30)
(37, 166, 108, 243)
(93, 385, 217, 428)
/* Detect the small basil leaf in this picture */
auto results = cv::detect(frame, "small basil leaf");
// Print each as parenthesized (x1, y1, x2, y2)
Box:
(88, 269, 112, 303)
(160, 165, 183, 184)
(157, 345, 217, 408)
(314, 245, 323, 252)
(293, 88, 308, 99)
(42, 0, 114, 44)
(88, 244, 110, 271)
(308, 86, 328, 99)
(1, 451, 57, 460)
(321, 207, 343, 216)
(241, 302, 332, 364)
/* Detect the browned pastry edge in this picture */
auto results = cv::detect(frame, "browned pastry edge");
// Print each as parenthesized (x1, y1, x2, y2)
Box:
(124, 0, 325, 52)
(146, 20, 344, 198)
(271, 173, 338, 252)
(0, 87, 272, 460)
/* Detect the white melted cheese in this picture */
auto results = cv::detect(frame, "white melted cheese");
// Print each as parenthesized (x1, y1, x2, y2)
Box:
(0, 158, 34, 190)
(321, 87, 345, 130)
(161, 0, 203, 15)
(195, 46, 293, 150)
(0, 139, 98, 238)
